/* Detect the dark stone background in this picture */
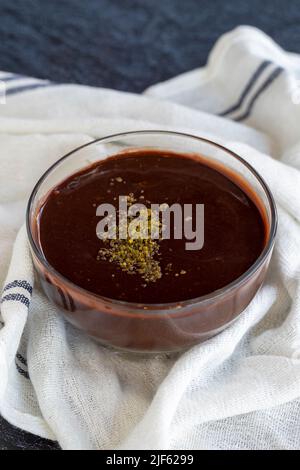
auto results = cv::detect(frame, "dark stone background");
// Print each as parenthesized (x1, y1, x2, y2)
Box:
(0, 0, 300, 451)
(1, 0, 300, 92)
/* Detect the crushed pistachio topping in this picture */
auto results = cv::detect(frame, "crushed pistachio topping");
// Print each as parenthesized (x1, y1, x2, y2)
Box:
(97, 193, 163, 283)
(98, 237, 162, 283)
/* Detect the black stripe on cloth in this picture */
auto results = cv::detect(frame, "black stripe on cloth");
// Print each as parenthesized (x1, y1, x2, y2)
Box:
(6, 82, 53, 96)
(67, 293, 76, 312)
(233, 66, 283, 122)
(3, 280, 33, 295)
(218, 60, 272, 117)
(57, 286, 69, 311)
(0, 320, 4, 327)
(0, 74, 25, 82)
(15, 361, 30, 380)
(1, 293, 30, 308)
(16, 353, 28, 366)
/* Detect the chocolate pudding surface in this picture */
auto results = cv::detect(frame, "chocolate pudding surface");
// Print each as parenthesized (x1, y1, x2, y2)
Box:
(37, 151, 267, 304)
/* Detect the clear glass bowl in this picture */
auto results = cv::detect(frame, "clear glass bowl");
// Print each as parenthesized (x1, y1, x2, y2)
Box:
(26, 131, 277, 353)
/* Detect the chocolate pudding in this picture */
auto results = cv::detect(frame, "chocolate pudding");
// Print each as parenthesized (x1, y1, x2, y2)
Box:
(37, 150, 267, 304)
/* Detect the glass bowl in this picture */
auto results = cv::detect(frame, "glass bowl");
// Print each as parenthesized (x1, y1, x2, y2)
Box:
(26, 131, 277, 353)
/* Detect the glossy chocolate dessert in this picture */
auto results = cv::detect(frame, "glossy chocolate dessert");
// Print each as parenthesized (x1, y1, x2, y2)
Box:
(37, 150, 267, 304)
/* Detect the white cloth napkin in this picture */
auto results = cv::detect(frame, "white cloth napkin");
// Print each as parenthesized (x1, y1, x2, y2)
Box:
(1, 26, 300, 450)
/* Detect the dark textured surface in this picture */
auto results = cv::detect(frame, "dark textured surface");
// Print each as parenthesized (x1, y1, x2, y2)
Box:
(0, 0, 300, 92)
(0, 0, 300, 451)
(0, 418, 60, 451)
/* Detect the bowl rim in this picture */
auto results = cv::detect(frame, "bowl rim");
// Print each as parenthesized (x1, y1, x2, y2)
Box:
(26, 130, 278, 311)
